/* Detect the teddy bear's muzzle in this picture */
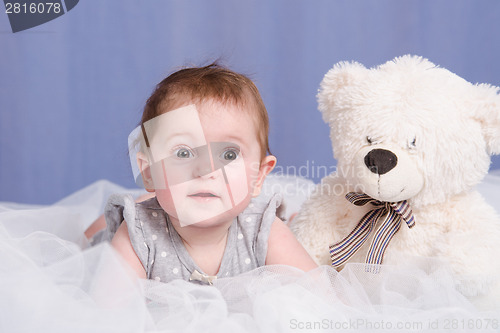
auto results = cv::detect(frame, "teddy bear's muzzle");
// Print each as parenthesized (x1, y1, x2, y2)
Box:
(349, 145, 424, 202)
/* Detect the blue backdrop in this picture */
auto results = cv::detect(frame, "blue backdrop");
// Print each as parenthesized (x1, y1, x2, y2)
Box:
(1, 0, 499, 204)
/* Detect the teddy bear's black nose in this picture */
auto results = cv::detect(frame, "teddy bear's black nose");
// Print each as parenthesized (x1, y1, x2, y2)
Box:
(364, 149, 398, 175)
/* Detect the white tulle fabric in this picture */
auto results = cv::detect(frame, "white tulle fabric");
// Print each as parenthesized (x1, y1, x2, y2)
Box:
(1, 174, 500, 333)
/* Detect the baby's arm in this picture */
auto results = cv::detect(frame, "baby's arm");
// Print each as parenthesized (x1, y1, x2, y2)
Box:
(265, 217, 318, 271)
(85, 192, 155, 240)
(111, 222, 147, 279)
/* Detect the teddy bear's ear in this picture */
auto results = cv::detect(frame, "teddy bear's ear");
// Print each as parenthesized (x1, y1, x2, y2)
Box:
(317, 61, 368, 124)
(471, 83, 500, 155)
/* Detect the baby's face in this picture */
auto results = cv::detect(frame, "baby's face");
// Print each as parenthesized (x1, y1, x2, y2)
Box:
(139, 101, 265, 227)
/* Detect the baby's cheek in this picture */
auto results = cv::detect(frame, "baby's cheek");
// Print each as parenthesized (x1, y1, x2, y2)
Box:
(224, 159, 251, 206)
(148, 161, 178, 216)
(246, 160, 263, 192)
(155, 188, 179, 219)
(148, 161, 169, 190)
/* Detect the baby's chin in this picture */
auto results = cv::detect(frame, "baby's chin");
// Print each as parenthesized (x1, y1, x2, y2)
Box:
(170, 210, 237, 229)
(168, 194, 253, 229)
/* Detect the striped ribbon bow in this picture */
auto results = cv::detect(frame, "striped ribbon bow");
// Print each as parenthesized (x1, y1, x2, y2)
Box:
(329, 192, 415, 269)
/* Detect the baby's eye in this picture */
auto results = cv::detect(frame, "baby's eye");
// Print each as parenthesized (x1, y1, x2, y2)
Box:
(174, 147, 194, 159)
(220, 148, 239, 161)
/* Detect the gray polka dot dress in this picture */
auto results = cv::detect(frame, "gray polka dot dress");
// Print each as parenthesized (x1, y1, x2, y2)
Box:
(94, 193, 285, 285)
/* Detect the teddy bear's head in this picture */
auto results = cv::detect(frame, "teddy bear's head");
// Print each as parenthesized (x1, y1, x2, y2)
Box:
(318, 55, 500, 207)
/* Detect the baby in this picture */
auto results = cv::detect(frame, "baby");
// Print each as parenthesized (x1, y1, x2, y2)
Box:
(91, 64, 317, 284)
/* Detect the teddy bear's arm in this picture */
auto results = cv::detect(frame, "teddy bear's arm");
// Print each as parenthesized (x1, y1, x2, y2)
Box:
(437, 191, 500, 304)
(290, 172, 364, 266)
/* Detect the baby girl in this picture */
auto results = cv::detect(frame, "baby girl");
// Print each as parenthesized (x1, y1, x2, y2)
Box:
(89, 64, 317, 284)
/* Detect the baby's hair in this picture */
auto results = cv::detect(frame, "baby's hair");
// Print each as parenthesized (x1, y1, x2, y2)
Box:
(140, 62, 271, 159)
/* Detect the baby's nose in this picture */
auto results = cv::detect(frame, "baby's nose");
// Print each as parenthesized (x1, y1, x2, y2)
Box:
(193, 160, 214, 178)
(192, 146, 215, 178)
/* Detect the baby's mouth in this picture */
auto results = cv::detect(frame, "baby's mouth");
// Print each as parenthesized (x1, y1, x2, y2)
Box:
(188, 192, 220, 199)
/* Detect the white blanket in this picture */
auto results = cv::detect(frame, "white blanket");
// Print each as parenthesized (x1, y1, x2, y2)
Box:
(1, 173, 499, 332)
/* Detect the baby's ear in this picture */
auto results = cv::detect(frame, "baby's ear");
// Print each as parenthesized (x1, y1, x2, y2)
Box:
(317, 61, 368, 125)
(252, 156, 277, 197)
(471, 84, 500, 155)
(136, 152, 155, 192)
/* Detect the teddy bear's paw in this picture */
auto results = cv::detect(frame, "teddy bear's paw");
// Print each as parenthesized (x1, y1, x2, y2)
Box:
(454, 275, 496, 300)
(466, 280, 500, 310)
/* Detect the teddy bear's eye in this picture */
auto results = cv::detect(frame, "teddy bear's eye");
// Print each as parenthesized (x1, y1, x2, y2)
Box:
(366, 136, 381, 145)
(408, 137, 417, 149)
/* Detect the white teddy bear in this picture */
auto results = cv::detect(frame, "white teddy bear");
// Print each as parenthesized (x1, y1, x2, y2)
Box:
(290, 55, 500, 306)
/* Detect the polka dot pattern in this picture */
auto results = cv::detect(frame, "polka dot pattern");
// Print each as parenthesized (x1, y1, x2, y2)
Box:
(122, 190, 281, 285)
